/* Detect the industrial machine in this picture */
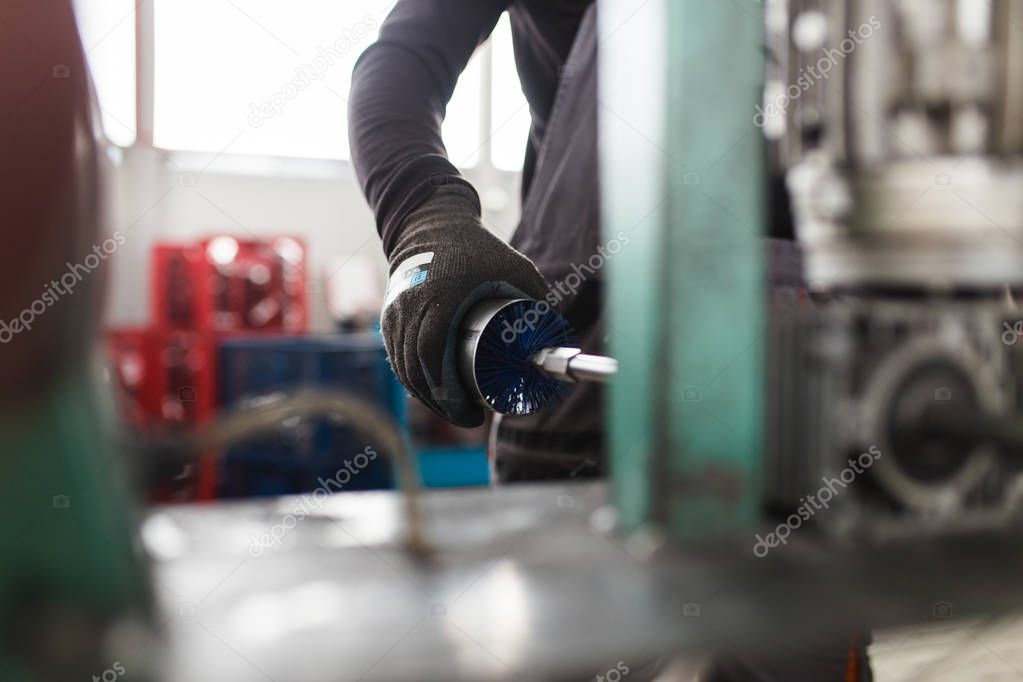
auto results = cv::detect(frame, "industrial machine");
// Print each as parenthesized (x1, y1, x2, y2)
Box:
(762, 0, 1023, 539)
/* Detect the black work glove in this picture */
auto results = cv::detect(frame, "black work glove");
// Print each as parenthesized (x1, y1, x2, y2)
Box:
(382, 184, 549, 427)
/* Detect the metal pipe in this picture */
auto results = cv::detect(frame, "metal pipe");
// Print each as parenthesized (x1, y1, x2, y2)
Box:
(142, 388, 429, 556)
(563, 352, 618, 383)
(529, 347, 618, 383)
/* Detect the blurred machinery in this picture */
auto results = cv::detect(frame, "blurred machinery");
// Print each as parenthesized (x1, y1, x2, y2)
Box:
(762, 0, 1023, 539)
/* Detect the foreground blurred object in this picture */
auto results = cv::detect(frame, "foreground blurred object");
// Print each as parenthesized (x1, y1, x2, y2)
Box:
(604, 0, 767, 537)
(0, 1, 152, 680)
(763, 0, 1023, 539)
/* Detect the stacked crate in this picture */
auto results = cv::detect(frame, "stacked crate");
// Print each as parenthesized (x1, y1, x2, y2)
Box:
(106, 235, 308, 500)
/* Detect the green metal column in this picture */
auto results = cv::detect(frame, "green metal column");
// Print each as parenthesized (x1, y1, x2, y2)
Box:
(604, 0, 766, 539)
(0, 364, 152, 681)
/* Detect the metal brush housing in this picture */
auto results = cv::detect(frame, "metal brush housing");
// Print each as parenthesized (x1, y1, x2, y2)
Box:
(458, 298, 574, 416)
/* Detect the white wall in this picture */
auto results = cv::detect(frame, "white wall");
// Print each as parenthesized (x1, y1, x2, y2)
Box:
(103, 146, 522, 332)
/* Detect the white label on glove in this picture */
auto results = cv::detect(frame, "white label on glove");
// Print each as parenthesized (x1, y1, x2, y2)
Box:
(384, 252, 435, 309)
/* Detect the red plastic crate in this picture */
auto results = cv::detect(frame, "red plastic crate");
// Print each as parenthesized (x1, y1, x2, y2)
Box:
(104, 327, 219, 501)
(104, 327, 160, 428)
(152, 330, 219, 501)
(151, 330, 217, 426)
(151, 236, 308, 335)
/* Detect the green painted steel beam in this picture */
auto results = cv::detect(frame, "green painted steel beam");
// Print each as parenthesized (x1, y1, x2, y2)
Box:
(0, 364, 152, 680)
(604, 0, 766, 539)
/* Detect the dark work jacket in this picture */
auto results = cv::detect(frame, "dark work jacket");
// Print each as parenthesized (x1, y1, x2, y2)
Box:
(348, 0, 599, 284)
(349, 0, 605, 479)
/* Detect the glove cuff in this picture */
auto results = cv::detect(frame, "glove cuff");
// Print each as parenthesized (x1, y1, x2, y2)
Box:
(387, 184, 483, 265)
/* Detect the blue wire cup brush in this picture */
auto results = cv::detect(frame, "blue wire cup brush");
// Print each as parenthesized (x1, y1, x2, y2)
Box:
(458, 298, 618, 417)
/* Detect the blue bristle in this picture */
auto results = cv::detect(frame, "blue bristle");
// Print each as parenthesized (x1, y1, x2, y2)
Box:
(474, 301, 576, 415)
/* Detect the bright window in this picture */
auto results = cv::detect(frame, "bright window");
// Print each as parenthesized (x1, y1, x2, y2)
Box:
(152, 0, 502, 166)
(490, 14, 531, 171)
(73, 0, 138, 147)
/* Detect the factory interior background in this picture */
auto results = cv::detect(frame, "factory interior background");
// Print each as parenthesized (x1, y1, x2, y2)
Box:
(6, 0, 1023, 680)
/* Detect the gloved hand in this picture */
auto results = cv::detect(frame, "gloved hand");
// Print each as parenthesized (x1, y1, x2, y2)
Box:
(382, 183, 550, 427)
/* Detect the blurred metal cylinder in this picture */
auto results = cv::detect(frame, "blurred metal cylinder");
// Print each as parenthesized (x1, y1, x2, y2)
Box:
(768, 0, 1023, 290)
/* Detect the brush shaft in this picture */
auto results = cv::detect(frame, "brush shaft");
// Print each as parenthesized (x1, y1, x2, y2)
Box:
(565, 353, 618, 383)
(531, 347, 618, 383)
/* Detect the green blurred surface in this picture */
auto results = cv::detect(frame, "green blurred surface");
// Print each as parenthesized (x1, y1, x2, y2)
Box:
(0, 363, 151, 680)
(606, 0, 766, 538)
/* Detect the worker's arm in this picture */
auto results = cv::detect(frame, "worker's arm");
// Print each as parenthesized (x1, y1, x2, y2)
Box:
(349, 1, 549, 427)
(349, 0, 509, 252)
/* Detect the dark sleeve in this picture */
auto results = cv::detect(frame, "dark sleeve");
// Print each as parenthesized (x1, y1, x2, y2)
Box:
(348, 0, 510, 257)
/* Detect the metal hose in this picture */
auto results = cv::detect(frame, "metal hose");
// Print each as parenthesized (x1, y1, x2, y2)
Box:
(143, 388, 428, 555)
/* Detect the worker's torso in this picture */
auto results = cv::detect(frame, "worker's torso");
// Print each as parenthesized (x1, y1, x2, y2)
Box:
(508, 1, 600, 287)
